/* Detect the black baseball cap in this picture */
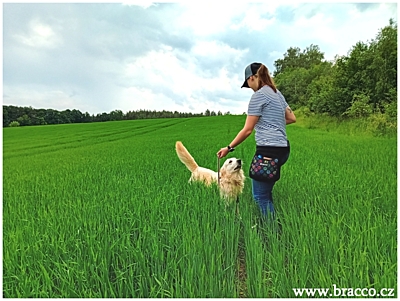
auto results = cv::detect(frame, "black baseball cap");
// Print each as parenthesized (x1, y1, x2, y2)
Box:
(241, 62, 262, 88)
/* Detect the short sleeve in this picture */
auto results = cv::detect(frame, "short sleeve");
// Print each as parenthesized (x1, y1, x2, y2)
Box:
(247, 92, 264, 116)
(278, 91, 289, 108)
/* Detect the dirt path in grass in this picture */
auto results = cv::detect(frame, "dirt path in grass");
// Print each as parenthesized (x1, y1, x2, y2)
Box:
(237, 241, 247, 298)
(236, 216, 248, 298)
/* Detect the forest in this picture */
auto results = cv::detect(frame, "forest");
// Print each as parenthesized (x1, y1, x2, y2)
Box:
(273, 19, 397, 119)
(3, 107, 210, 127)
(3, 19, 397, 129)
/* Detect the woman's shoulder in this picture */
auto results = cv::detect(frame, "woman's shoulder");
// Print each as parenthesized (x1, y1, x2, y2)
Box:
(250, 90, 264, 103)
(261, 85, 278, 93)
(259, 85, 281, 98)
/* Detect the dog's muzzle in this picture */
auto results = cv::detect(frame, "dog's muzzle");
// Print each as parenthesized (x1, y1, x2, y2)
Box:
(234, 159, 242, 170)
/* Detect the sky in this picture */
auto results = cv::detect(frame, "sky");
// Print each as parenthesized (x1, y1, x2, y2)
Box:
(2, 1, 398, 115)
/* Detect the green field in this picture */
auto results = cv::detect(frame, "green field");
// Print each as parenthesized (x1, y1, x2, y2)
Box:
(3, 116, 397, 297)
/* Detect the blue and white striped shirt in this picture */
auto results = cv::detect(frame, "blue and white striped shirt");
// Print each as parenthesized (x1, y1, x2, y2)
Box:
(247, 85, 289, 147)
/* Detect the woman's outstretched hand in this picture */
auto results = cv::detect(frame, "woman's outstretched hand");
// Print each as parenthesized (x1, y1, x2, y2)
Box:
(217, 147, 229, 159)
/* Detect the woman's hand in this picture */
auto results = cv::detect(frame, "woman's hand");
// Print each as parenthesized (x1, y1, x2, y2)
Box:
(217, 147, 229, 158)
(216, 115, 259, 159)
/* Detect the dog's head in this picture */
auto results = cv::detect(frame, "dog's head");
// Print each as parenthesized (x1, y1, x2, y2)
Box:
(219, 158, 245, 200)
(221, 158, 243, 175)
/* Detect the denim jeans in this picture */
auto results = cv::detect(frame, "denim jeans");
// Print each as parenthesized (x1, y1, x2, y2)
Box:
(251, 147, 290, 220)
(252, 179, 276, 219)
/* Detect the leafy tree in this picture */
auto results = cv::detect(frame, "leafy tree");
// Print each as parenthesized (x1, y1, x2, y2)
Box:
(343, 94, 373, 118)
(274, 19, 397, 118)
(45, 109, 62, 124)
(326, 20, 397, 116)
(3, 106, 10, 127)
(95, 112, 111, 122)
(331, 42, 375, 115)
(306, 71, 335, 114)
(273, 44, 325, 77)
(16, 114, 31, 126)
(275, 61, 331, 109)
(82, 112, 93, 123)
(9, 121, 20, 127)
(69, 109, 84, 123)
(110, 110, 124, 121)
(370, 18, 397, 108)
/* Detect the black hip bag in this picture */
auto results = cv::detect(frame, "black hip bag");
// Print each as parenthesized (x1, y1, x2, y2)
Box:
(249, 141, 290, 182)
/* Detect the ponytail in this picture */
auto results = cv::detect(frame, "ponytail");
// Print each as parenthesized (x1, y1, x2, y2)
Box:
(256, 64, 277, 93)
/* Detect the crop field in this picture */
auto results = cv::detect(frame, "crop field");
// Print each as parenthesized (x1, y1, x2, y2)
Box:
(3, 115, 397, 298)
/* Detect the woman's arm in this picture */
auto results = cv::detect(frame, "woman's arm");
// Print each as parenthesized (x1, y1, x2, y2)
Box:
(285, 106, 296, 125)
(217, 115, 259, 158)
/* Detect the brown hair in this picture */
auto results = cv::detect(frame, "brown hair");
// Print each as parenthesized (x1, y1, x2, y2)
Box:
(256, 64, 277, 93)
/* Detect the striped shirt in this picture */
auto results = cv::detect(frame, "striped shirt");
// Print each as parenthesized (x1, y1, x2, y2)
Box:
(247, 85, 289, 147)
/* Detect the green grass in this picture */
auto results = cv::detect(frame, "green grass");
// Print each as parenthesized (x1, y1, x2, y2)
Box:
(294, 109, 397, 138)
(3, 116, 397, 297)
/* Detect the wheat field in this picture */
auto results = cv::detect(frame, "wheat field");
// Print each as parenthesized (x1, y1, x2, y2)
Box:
(3, 116, 397, 297)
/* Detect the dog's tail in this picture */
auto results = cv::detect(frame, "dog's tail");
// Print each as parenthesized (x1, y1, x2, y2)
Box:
(175, 141, 198, 172)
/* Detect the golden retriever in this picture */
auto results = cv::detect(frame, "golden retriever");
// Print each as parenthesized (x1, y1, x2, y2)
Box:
(175, 141, 245, 204)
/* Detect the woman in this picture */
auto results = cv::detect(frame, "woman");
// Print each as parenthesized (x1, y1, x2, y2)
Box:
(217, 62, 296, 219)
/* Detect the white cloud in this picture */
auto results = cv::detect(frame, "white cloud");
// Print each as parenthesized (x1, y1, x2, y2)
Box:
(12, 19, 62, 49)
(123, 44, 241, 95)
(118, 43, 250, 114)
(3, 3, 397, 115)
(121, 1, 155, 9)
(275, 3, 397, 61)
(231, 4, 278, 31)
(191, 40, 249, 67)
(3, 84, 96, 112)
(334, 3, 397, 54)
(175, 2, 244, 36)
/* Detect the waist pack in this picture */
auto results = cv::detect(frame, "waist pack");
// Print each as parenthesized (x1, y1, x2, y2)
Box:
(249, 141, 290, 182)
(249, 155, 281, 182)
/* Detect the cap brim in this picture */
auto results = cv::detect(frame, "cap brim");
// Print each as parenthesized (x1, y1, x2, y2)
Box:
(241, 80, 249, 88)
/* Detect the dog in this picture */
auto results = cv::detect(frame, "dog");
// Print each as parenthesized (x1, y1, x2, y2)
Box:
(175, 141, 245, 204)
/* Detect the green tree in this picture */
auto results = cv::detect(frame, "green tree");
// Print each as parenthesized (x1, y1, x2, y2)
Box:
(306, 70, 335, 114)
(9, 121, 20, 127)
(326, 20, 397, 116)
(274, 47, 301, 76)
(273, 44, 325, 77)
(273, 20, 396, 117)
(370, 18, 397, 109)
(110, 110, 123, 121)
(3, 106, 10, 127)
(16, 114, 31, 126)
(275, 57, 331, 109)
(343, 93, 373, 118)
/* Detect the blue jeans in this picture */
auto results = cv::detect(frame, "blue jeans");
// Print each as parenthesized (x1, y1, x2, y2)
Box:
(251, 147, 290, 220)
(252, 179, 276, 219)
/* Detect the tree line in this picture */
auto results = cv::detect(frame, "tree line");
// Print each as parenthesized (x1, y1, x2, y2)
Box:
(273, 19, 397, 122)
(3, 107, 233, 127)
(3, 19, 396, 128)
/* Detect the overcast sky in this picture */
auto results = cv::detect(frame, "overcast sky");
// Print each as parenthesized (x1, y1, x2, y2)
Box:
(3, 2, 398, 115)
